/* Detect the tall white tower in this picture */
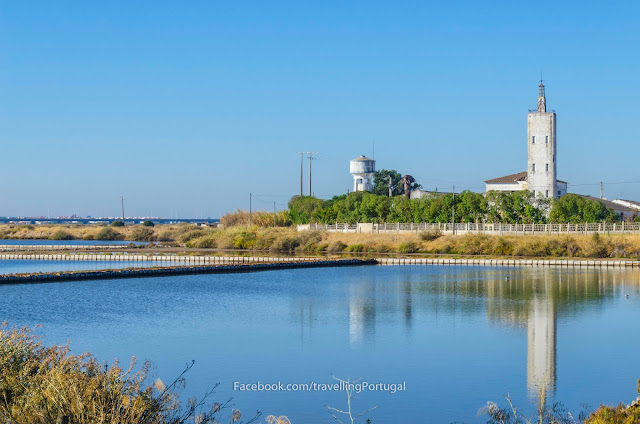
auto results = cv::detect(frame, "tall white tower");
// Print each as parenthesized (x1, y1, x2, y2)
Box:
(527, 81, 557, 198)
(350, 155, 375, 192)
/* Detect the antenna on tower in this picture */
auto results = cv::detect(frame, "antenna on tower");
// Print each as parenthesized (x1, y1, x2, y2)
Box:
(372, 140, 375, 160)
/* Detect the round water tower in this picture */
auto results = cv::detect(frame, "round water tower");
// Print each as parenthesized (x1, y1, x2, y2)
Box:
(350, 155, 375, 192)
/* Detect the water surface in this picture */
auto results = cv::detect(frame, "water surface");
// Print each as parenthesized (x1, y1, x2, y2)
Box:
(0, 265, 638, 422)
(0, 259, 174, 274)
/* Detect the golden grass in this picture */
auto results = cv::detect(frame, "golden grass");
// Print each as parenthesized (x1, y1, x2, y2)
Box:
(3, 224, 640, 258)
(0, 324, 241, 424)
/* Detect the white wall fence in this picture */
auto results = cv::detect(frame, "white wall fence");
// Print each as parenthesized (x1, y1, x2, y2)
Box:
(297, 222, 640, 235)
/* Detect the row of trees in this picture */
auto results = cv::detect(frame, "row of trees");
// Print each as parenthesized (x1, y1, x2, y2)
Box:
(288, 191, 625, 225)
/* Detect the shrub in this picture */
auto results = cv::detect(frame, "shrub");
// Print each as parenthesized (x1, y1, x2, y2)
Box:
(95, 227, 122, 241)
(0, 324, 245, 424)
(585, 379, 640, 422)
(157, 231, 174, 242)
(347, 244, 365, 252)
(142, 220, 155, 227)
(419, 228, 442, 241)
(221, 209, 292, 228)
(397, 241, 419, 253)
(129, 227, 155, 242)
(49, 230, 74, 240)
(269, 236, 301, 252)
(111, 220, 125, 227)
(327, 240, 347, 252)
(233, 231, 257, 249)
(178, 229, 203, 244)
(190, 236, 217, 248)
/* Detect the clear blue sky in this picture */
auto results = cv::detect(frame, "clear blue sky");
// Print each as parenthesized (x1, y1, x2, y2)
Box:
(1, 1, 638, 218)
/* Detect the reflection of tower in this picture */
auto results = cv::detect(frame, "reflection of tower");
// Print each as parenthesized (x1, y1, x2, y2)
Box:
(403, 281, 412, 330)
(526, 284, 557, 401)
(348, 285, 376, 347)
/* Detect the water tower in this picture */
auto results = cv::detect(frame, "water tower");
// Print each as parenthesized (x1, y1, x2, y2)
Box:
(350, 155, 375, 192)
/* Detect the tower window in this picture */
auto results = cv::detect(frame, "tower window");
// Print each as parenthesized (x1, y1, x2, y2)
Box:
(532, 136, 536, 144)
(546, 190, 549, 198)
(532, 163, 536, 172)
(545, 136, 549, 144)
(546, 163, 549, 171)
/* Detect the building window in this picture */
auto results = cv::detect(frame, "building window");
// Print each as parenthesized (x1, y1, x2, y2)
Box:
(532, 163, 536, 172)
(546, 136, 549, 144)
(532, 136, 536, 144)
(546, 190, 549, 198)
(546, 163, 549, 171)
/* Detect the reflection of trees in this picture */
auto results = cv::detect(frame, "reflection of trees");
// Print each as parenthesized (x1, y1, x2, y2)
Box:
(294, 267, 640, 403)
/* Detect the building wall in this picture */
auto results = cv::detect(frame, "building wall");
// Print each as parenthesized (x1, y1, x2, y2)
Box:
(485, 181, 527, 193)
(527, 112, 557, 198)
(556, 181, 567, 197)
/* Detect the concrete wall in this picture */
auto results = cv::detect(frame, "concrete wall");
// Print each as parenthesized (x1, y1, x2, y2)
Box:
(527, 111, 557, 198)
(485, 181, 527, 193)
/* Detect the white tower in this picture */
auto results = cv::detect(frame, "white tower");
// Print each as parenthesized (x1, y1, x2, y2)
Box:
(527, 81, 557, 198)
(350, 155, 375, 192)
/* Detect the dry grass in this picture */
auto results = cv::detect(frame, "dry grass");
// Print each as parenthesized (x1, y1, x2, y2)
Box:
(219, 209, 291, 228)
(3, 224, 640, 258)
(0, 324, 248, 424)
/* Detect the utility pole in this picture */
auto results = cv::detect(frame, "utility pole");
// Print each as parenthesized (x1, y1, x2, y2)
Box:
(249, 193, 252, 226)
(307, 152, 318, 197)
(388, 175, 393, 197)
(273, 201, 277, 228)
(121, 196, 125, 226)
(452, 185, 455, 235)
(600, 182, 604, 199)
(297, 152, 304, 196)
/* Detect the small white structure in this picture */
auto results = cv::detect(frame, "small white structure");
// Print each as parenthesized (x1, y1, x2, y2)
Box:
(350, 155, 375, 192)
(612, 199, 640, 212)
(485, 81, 568, 198)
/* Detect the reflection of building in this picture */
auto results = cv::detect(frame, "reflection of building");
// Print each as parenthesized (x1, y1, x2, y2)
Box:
(527, 291, 556, 400)
(348, 285, 376, 347)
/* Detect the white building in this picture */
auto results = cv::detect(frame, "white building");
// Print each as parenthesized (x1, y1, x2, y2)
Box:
(350, 155, 375, 192)
(485, 82, 568, 198)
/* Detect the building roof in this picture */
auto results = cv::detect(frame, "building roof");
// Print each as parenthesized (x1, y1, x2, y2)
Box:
(484, 172, 569, 185)
(580, 195, 637, 213)
(351, 155, 374, 162)
(616, 199, 640, 208)
(484, 172, 527, 184)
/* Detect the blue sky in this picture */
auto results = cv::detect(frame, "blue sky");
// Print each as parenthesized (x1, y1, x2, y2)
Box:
(1, 1, 638, 218)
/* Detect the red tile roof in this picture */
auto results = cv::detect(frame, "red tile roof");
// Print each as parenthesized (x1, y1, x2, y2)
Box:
(484, 172, 527, 184)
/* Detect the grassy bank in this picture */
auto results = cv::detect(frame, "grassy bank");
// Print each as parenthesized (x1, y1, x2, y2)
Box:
(3, 224, 640, 259)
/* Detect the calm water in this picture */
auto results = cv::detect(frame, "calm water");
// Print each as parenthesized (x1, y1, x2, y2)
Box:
(0, 259, 175, 274)
(0, 239, 145, 246)
(0, 265, 639, 423)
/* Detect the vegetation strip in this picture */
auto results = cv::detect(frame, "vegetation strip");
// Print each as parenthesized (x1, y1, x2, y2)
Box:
(0, 258, 376, 284)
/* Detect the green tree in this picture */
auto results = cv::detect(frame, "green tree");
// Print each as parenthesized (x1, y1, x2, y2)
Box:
(288, 196, 324, 224)
(372, 169, 421, 196)
(372, 169, 402, 196)
(549, 194, 618, 223)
